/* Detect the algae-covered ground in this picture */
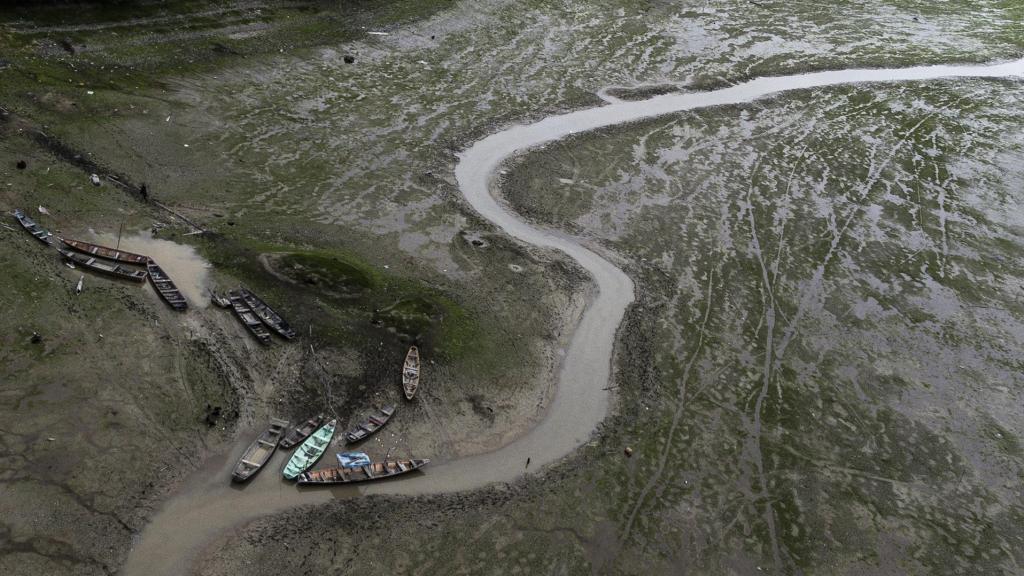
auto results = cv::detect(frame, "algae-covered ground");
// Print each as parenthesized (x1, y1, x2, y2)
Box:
(2, 0, 1024, 574)
(501, 78, 1024, 573)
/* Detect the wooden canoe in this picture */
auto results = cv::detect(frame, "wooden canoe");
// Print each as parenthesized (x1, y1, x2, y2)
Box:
(402, 346, 420, 400)
(231, 418, 289, 482)
(58, 248, 147, 282)
(227, 290, 271, 344)
(344, 405, 396, 444)
(283, 419, 336, 480)
(13, 209, 52, 245)
(238, 288, 296, 340)
(280, 414, 325, 449)
(297, 458, 429, 485)
(60, 237, 149, 265)
(147, 260, 187, 311)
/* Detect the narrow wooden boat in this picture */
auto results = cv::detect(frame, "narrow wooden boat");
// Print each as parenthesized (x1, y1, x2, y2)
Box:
(344, 405, 396, 444)
(147, 260, 187, 311)
(231, 418, 289, 482)
(227, 290, 271, 344)
(238, 288, 296, 340)
(283, 419, 336, 480)
(402, 346, 420, 400)
(13, 209, 52, 244)
(297, 458, 430, 485)
(58, 248, 147, 282)
(59, 237, 149, 265)
(280, 414, 325, 449)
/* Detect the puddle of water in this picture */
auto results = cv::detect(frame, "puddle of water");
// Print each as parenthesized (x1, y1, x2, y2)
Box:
(88, 229, 212, 308)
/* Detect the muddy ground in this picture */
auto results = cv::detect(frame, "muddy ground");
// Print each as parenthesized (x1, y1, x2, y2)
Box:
(1, 2, 584, 574)
(2, 0, 1024, 575)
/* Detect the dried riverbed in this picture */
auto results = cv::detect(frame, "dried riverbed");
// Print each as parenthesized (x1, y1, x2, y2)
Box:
(3, 1, 1024, 575)
(125, 58, 1024, 576)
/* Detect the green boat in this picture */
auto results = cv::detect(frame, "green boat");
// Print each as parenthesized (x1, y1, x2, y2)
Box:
(283, 418, 336, 480)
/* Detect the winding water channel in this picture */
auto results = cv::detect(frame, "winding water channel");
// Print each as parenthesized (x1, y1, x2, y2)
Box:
(122, 57, 1024, 575)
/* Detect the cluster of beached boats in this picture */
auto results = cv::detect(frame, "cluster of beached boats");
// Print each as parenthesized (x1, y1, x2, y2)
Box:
(210, 287, 296, 343)
(12, 208, 430, 486)
(232, 402, 429, 485)
(232, 346, 426, 485)
(12, 209, 188, 310)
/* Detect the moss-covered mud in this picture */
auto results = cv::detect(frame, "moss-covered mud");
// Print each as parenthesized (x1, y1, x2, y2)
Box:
(1, 1, 580, 574)
(496, 78, 1024, 573)
(3, 0, 1024, 574)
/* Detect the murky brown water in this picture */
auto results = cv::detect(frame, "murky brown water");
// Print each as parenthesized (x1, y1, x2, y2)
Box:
(88, 230, 211, 308)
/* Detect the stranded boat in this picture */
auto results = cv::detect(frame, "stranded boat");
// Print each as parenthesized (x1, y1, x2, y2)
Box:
(58, 248, 147, 282)
(59, 237, 149, 265)
(344, 405, 396, 444)
(402, 346, 420, 400)
(283, 419, 336, 480)
(13, 209, 52, 245)
(280, 414, 326, 449)
(231, 418, 289, 482)
(297, 458, 430, 485)
(147, 260, 187, 310)
(238, 288, 296, 340)
(227, 290, 271, 344)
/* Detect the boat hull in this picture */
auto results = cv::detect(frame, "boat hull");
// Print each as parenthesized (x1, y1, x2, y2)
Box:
(283, 419, 336, 479)
(343, 405, 395, 443)
(238, 288, 296, 339)
(227, 290, 271, 344)
(280, 414, 325, 449)
(147, 261, 188, 311)
(58, 249, 147, 282)
(231, 418, 289, 482)
(297, 459, 429, 484)
(60, 237, 149, 265)
(403, 346, 420, 400)
(13, 209, 53, 245)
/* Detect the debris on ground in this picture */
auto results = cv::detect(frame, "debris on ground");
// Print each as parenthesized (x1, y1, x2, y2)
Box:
(204, 404, 223, 427)
(624, 446, 633, 457)
(30, 332, 42, 344)
(38, 205, 50, 215)
(90, 173, 101, 186)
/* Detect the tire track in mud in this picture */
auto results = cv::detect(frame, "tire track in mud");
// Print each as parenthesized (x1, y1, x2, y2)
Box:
(123, 57, 1024, 576)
